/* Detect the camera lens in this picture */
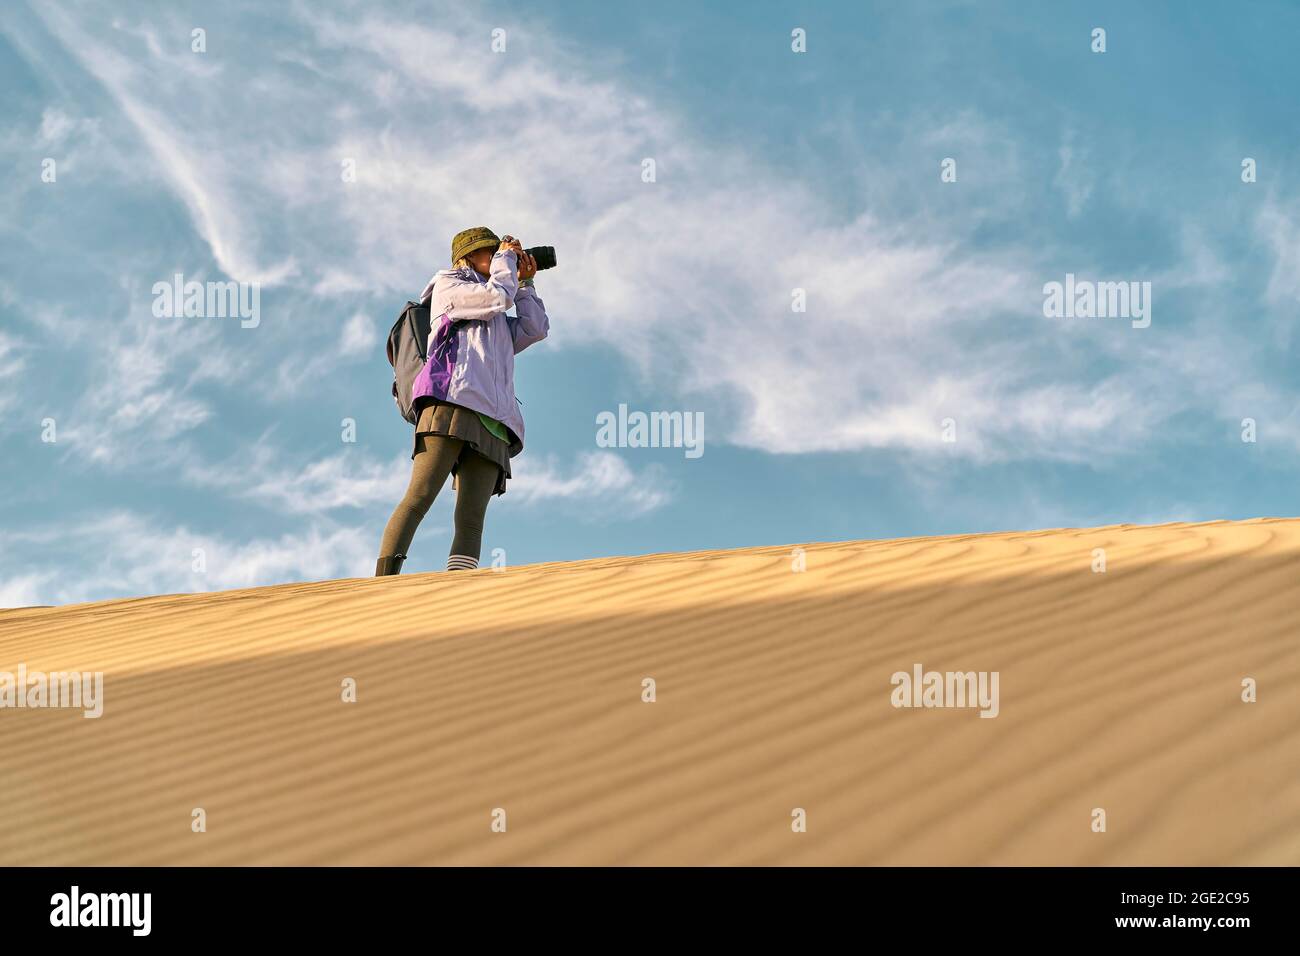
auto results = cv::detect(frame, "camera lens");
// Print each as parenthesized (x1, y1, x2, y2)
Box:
(524, 246, 557, 271)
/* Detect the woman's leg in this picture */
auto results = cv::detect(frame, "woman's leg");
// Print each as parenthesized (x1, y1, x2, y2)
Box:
(376, 434, 465, 574)
(446, 451, 501, 571)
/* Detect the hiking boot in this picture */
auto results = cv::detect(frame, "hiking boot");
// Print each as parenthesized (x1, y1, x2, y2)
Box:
(375, 554, 406, 576)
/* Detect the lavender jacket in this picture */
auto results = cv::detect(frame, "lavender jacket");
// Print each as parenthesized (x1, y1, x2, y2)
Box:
(411, 248, 549, 453)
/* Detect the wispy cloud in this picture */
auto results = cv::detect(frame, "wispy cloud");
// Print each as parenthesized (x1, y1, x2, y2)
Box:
(0, 573, 50, 609)
(54, 284, 221, 467)
(271, 310, 383, 397)
(507, 450, 673, 517)
(182, 442, 672, 519)
(0, 331, 27, 417)
(1257, 198, 1300, 329)
(25, 7, 296, 286)
(207, 448, 412, 515)
(1053, 127, 1093, 219)
(0, 510, 376, 607)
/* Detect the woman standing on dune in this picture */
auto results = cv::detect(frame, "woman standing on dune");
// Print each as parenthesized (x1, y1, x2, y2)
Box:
(375, 227, 550, 576)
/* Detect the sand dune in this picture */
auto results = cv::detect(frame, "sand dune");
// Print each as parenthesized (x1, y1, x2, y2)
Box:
(1, 518, 1298, 865)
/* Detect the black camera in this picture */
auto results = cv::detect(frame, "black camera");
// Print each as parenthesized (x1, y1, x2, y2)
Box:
(523, 246, 557, 271)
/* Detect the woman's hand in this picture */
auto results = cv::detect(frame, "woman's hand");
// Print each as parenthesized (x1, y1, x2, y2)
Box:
(499, 236, 536, 281)
(516, 250, 537, 281)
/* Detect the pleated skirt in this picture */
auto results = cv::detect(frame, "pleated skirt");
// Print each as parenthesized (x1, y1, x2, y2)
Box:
(411, 398, 514, 496)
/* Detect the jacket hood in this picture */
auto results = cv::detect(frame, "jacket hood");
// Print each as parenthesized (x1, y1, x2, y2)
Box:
(420, 266, 481, 304)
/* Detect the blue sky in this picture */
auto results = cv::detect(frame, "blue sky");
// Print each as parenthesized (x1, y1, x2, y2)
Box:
(1, 0, 1298, 606)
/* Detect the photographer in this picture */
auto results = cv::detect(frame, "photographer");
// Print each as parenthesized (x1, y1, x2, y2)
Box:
(376, 227, 550, 575)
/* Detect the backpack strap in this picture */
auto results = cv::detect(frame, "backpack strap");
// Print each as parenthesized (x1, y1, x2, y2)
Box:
(406, 301, 428, 362)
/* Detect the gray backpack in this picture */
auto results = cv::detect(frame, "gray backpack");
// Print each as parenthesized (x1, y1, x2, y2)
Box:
(386, 299, 432, 425)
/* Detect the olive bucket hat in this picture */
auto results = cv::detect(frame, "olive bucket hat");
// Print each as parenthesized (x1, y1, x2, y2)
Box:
(451, 226, 500, 265)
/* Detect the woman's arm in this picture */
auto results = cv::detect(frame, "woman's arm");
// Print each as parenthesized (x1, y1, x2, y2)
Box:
(432, 250, 521, 322)
(509, 284, 549, 353)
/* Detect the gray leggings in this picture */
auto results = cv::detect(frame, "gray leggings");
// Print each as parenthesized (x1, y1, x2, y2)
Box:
(378, 435, 500, 563)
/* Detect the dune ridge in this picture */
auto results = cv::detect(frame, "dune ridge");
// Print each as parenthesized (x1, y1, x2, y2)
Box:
(1, 518, 1298, 865)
